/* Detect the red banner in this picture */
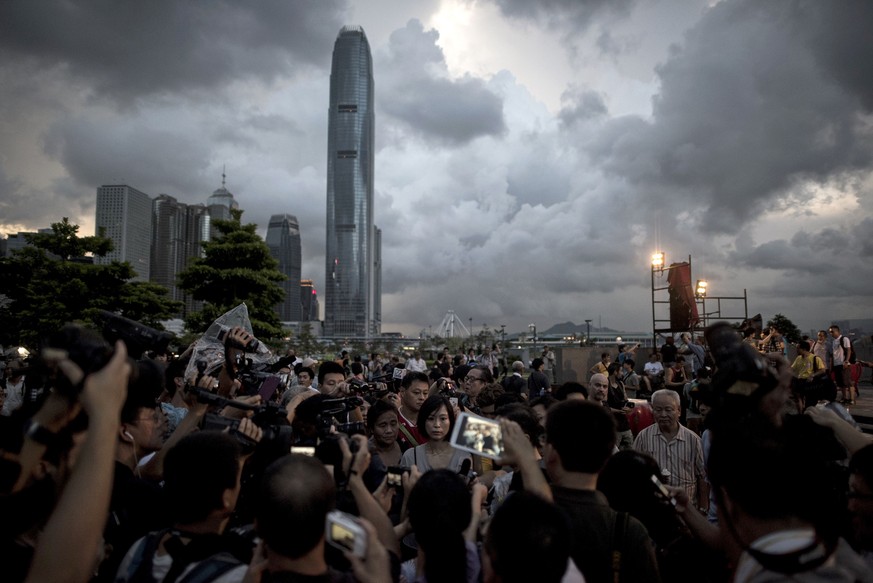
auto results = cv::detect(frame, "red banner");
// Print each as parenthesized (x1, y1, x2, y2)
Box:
(666, 262, 699, 330)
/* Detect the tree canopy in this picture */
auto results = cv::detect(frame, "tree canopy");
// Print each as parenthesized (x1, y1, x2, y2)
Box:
(0, 218, 182, 348)
(178, 210, 286, 339)
(768, 313, 802, 344)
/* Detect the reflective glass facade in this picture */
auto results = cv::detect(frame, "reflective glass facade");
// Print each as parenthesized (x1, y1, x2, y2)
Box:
(95, 184, 152, 281)
(266, 213, 302, 322)
(325, 25, 380, 338)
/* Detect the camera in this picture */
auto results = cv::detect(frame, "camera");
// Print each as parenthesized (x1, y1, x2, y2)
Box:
(326, 510, 367, 558)
(217, 326, 260, 352)
(705, 322, 780, 400)
(200, 402, 293, 453)
(94, 310, 173, 359)
(386, 465, 409, 487)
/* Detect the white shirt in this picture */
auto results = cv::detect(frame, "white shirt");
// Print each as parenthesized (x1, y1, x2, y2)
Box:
(832, 335, 849, 366)
(644, 361, 664, 376)
(406, 357, 427, 373)
(1, 379, 25, 416)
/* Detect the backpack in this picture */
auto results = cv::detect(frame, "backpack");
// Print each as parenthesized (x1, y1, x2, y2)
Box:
(842, 337, 857, 365)
(121, 529, 244, 583)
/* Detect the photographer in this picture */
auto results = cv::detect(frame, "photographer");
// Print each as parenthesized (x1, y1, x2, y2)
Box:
(23, 342, 131, 583)
(243, 443, 399, 583)
(114, 427, 262, 583)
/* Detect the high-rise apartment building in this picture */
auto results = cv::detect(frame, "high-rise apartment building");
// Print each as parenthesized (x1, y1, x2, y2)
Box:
(324, 25, 381, 338)
(95, 184, 152, 281)
(266, 213, 302, 322)
(300, 279, 319, 322)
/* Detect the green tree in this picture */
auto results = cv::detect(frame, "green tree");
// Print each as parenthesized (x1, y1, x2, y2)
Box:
(294, 322, 323, 357)
(768, 313, 802, 344)
(178, 210, 285, 339)
(0, 218, 182, 348)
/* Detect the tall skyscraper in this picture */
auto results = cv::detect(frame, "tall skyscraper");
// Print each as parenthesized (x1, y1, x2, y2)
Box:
(266, 213, 302, 322)
(300, 279, 319, 321)
(151, 194, 187, 304)
(95, 184, 152, 281)
(324, 25, 381, 338)
(150, 195, 211, 315)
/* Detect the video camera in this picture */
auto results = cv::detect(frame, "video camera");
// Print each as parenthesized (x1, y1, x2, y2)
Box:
(190, 385, 293, 452)
(230, 355, 289, 402)
(41, 312, 173, 397)
(347, 377, 395, 399)
(315, 396, 366, 438)
(94, 310, 173, 359)
(704, 322, 782, 418)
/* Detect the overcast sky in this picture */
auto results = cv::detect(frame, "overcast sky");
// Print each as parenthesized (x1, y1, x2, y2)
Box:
(1, 0, 871, 338)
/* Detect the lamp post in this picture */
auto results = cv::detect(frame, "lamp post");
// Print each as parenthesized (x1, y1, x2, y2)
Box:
(695, 279, 708, 328)
(469, 317, 473, 340)
(500, 324, 506, 346)
(651, 252, 665, 349)
(529, 323, 537, 355)
(585, 319, 592, 345)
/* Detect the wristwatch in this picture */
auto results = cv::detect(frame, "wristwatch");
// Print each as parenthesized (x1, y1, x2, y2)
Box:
(24, 419, 58, 446)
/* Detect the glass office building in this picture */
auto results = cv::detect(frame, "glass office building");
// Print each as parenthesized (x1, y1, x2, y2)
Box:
(325, 25, 381, 338)
(266, 213, 302, 322)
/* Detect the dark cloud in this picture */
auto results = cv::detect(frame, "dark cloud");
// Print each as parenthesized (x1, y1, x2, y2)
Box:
(732, 218, 873, 298)
(589, 0, 873, 233)
(44, 118, 213, 197)
(490, 0, 634, 30)
(378, 20, 506, 144)
(0, 0, 348, 105)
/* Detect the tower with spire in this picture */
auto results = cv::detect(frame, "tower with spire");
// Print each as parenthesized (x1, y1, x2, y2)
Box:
(324, 25, 381, 339)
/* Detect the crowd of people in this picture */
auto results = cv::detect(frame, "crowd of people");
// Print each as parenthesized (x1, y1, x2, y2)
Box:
(1, 319, 873, 583)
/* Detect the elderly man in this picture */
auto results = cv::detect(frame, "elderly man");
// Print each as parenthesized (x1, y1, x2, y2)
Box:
(633, 389, 707, 511)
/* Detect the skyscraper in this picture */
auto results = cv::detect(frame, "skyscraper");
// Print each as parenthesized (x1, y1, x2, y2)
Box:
(266, 213, 302, 322)
(300, 279, 319, 321)
(95, 184, 152, 281)
(324, 25, 381, 338)
(151, 194, 187, 304)
(150, 195, 211, 315)
(207, 171, 239, 240)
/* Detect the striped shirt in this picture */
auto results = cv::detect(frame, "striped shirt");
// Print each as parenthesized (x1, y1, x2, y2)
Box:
(634, 423, 705, 502)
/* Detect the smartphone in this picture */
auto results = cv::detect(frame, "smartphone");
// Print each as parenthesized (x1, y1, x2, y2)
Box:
(449, 412, 505, 461)
(449, 396, 459, 408)
(326, 510, 367, 558)
(290, 446, 316, 456)
(258, 375, 280, 401)
(650, 474, 677, 507)
(386, 465, 409, 487)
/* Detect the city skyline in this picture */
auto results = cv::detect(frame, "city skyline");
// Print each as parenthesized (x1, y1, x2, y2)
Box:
(324, 26, 381, 338)
(1, 2, 871, 337)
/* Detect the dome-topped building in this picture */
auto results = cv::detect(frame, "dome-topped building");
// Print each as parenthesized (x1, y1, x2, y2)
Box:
(207, 168, 239, 222)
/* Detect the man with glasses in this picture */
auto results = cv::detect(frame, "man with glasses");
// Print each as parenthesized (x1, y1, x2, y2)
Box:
(633, 389, 707, 512)
(461, 365, 492, 414)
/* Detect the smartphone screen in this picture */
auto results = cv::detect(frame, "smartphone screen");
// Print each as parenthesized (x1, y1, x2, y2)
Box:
(449, 412, 505, 460)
